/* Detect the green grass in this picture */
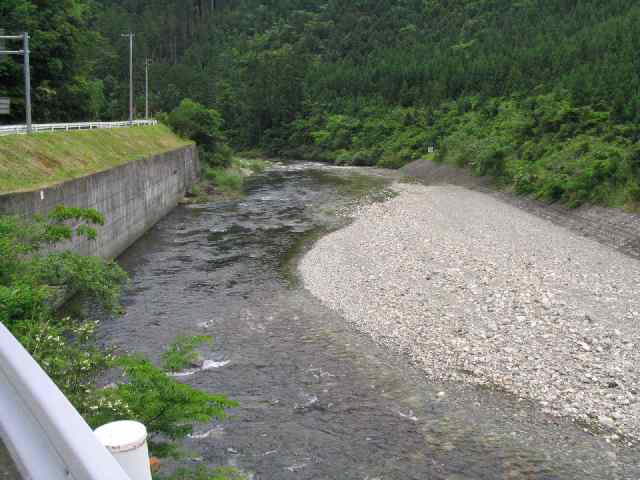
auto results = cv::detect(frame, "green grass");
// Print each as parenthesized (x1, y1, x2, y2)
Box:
(205, 167, 245, 192)
(0, 124, 192, 193)
(203, 157, 272, 194)
(232, 157, 271, 173)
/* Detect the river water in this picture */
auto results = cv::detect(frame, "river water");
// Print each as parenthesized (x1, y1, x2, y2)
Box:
(49, 163, 640, 478)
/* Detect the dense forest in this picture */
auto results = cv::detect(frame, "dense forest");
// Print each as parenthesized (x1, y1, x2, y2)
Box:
(2, 0, 640, 206)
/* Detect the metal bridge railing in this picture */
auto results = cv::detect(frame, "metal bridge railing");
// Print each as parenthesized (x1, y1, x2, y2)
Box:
(0, 322, 133, 480)
(0, 120, 158, 136)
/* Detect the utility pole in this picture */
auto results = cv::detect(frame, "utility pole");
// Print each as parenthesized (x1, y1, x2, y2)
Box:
(23, 32, 31, 131)
(0, 31, 32, 132)
(121, 33, 134, 122)
(144, 58, 150, 119)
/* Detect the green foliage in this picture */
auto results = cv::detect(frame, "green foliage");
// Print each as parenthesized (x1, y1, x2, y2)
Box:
(36, 252, 128, 312)
(164, 99, 232, 167)
(4, 0, 640, 210)
(186, 157, 270, 203)
(431, 95, 640, 208)
(0, 207, 126, 413)
(162, 335, 213, 373)
(88, 355, 238, 456)
(47, 205, 105, 226)
(163, 466, 248, 480)
(232, 157, 270, 174)
(1, 208, 238, 478)
(0, 0, 106, 122)
(203, 156, 272, 193)
(13, 318, 113, 415)
(0, 207, 127, 317)
(205, 167, 244, 193)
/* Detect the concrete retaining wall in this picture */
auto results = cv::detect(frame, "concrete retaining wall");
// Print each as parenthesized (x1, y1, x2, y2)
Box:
(0, 145, 199, 259)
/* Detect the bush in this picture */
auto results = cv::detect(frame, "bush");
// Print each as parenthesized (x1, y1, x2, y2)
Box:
(205, 167, 244, 192)
(473, 146, 507, 177)
(162, 335, 212, 372)
(165, 99, 232, 167)
(1, 209, 238, 476)
(165, 466, 247, 480)
(88, 355, 237, 457)
(627, 182, 640, 203)
(0, 208, 126, 412)
(288, 93, 640, 209)
(351, 149, 376, 166)
(377, 153, 407, 169)
(233, 157, 270, 173)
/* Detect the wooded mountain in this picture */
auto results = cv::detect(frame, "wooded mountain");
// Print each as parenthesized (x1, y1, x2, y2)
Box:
(2, 1, 640, 206)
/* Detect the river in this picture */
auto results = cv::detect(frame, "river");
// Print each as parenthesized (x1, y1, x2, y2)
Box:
(4, 162, 639, 479)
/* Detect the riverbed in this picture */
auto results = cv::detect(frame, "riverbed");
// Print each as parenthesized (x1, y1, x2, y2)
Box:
(95, 162, 639, 479)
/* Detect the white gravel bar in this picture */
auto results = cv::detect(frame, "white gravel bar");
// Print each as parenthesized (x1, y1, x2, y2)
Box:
(300, 183, 640, 441)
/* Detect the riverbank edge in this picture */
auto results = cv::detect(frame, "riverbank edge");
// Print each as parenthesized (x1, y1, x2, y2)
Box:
(298, 182, 640, 444)
(182, 157, 272, 204)
(401, 158, 640, 260)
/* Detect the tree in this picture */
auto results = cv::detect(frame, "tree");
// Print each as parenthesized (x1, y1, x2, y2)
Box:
(164, 98, 231, 166)
(0, 0, 106, 123)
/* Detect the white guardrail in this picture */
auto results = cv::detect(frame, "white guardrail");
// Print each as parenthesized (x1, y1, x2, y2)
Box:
(0, 322, 145, 480)
(0, 120, 157, 136)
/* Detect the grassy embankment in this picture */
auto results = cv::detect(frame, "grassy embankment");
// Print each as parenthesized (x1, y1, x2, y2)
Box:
(0, 124, 192, 193)
(186, 156, 271, 202)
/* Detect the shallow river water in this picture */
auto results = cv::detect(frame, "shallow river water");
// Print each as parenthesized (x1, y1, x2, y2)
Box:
(40, 163, 640, 478)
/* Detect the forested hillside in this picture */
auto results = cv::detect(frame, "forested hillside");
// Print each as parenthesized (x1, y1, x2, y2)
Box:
(3, 0, 640, 207)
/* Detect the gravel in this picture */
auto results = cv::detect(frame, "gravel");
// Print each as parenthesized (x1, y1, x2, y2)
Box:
(299, 182, 640, 442)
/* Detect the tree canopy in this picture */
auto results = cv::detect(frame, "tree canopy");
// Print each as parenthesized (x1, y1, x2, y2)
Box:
(3, 0, 640, 206)
(3, 1, 640, 128)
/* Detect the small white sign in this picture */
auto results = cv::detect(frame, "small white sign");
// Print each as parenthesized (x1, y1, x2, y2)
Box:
(0, 97, 9, 115)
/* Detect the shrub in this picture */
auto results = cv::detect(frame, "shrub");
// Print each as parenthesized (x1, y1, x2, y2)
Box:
(334, 150, 355, 165)
(165, 466, 247, 480)
(351, 149, 376, 166)
(88, 355, 238, 457)
(627, 181, 640, 203)
(0, 208, 126, 412)
(473, 145, 507, 177)
(205, 167, 244, 192)
(377, 153, 408, 169)
(1, 209, 238, 476)
(232, 157, 270, 173)
(165, 99, 232, 167)
(162, 335, 212, 372)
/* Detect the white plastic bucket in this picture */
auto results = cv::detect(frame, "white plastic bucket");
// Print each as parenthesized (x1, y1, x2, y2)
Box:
(94, 421, 152, 480)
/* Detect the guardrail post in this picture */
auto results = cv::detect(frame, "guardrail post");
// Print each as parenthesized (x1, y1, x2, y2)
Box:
(94, 421, 152, 480)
